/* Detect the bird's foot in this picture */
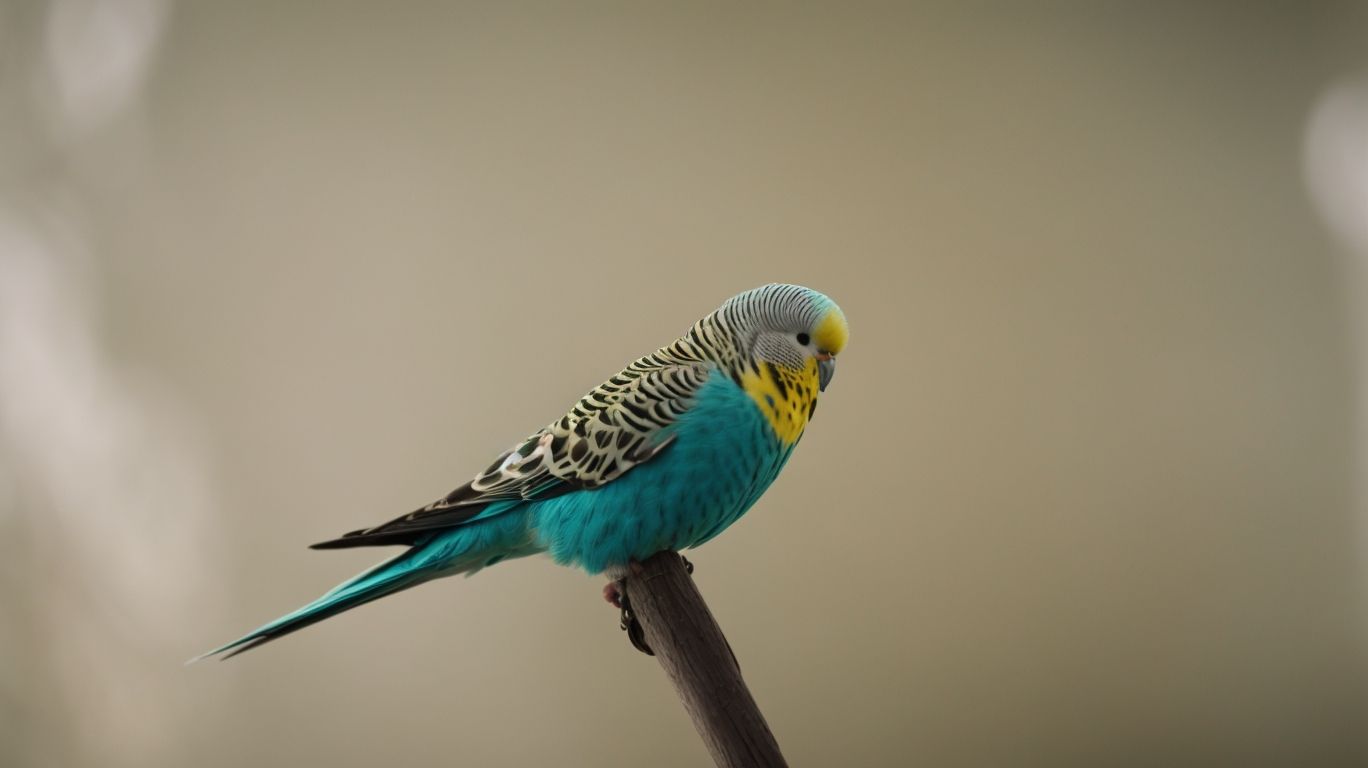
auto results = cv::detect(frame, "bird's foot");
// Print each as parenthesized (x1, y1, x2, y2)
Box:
(601, 558, 649, 609)
(602, 581, 623, 609)
(617, 584, 654, 656)
(608, 555, 694, 656)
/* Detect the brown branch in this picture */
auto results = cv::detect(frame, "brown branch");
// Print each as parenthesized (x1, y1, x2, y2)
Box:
(620, 551, 788, 768)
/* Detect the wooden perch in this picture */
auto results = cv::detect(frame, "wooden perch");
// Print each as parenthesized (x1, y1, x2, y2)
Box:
(619, 551, 788, 768)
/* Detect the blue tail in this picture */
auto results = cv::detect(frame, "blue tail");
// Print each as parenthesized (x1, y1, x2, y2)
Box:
(192, 508, 541, 662)
(191, 547, 434, 662)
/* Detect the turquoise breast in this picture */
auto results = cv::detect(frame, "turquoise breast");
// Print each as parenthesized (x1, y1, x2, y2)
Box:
(529, 366, 792, 574)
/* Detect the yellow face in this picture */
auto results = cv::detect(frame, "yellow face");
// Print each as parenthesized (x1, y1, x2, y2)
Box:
(740, 306, 848, 444)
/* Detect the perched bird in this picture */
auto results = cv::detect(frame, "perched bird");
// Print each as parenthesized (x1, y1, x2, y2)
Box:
(197, 283, 848, 660)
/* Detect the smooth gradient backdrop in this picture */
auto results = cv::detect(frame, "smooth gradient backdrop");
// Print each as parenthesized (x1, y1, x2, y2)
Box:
(2, 3, 1366, 767)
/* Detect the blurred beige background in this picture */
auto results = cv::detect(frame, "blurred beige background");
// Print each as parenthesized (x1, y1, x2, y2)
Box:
(2, 2, 1367, 766)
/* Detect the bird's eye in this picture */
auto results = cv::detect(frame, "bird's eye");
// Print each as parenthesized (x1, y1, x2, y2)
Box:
(796, 332, 810, 346)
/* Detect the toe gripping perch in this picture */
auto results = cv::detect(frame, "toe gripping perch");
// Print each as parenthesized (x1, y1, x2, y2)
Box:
(618, 556, 693, 656)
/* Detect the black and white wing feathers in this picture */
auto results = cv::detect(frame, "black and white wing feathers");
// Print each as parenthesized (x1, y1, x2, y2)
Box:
(310, 357, 713, 549)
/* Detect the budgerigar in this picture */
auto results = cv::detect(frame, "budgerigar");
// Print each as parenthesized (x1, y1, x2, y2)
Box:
(198, 284, 848, 659)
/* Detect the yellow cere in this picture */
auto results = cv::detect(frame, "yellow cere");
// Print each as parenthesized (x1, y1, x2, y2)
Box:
(813, 307, 849, 356)
(741, 357, 821, 445)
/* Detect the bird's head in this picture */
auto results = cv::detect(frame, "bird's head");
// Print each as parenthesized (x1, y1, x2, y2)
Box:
(709, 284, 848, 393)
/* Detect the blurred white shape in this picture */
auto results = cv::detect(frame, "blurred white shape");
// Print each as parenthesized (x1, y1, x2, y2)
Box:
(1306, 80, 1368, 254)
(1, 0, 220, 765)
(41, 0, 167, 136)
(0, 210, 211, 605)
(1305, 79, 1368, 603)
(0, 209, 217, 765)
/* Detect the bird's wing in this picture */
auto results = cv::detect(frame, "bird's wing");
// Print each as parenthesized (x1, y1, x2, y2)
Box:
(310, 360, 714, 549)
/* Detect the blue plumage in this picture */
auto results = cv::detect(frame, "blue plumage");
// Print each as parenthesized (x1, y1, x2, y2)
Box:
(196, 284, 846, 660)
(532, 366, 787, 573)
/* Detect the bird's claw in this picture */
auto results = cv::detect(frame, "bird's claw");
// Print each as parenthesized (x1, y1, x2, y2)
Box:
(617, 583, 654, 656)
(611, 555, 694, 656)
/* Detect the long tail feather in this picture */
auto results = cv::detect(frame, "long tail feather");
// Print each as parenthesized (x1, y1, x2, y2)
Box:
(192, 510, 539, 663)
(189, 548, 431, 662)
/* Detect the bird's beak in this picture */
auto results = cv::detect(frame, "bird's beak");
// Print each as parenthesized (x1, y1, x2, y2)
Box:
(817, 355, 836, 392)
